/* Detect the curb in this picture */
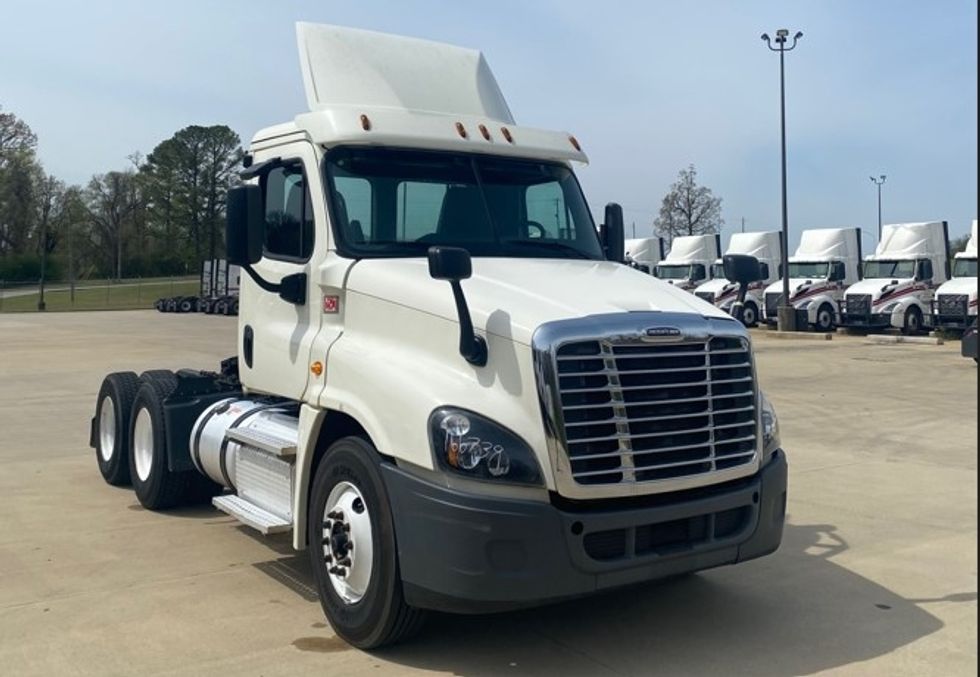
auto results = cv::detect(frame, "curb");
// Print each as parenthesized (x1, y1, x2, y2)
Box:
(865, 335, 944, 346)
(759, 330, 833, 341)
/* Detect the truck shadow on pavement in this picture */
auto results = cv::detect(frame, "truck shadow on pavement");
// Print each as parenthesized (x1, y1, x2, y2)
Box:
(248, 519, 967, 675)
(381, 520, 961, 675)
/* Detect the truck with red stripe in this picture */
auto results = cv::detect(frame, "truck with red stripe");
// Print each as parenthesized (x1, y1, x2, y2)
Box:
(840, 221, 950, 334)
(653, 233, 721, 292)
(931, 219, 977, 330)
(761, 227, 862, 332)
(693, 231, 783, 327)
(624, 236, 665, 274)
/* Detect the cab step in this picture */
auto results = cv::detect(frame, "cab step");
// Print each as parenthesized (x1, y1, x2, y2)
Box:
(213, 494, 291, 535)
(225, 426, 297, 457)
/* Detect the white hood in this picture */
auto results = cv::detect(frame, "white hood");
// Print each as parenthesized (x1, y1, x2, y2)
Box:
(347, 258, 731, 345)
(936, 276, 978, 299)
(764, 278, 830, 297)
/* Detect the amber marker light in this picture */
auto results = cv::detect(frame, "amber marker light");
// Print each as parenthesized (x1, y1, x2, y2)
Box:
(455, 122, 468, 138)
(310, 361, 324, 376)
(478, 124, 491, 141)
(501, 127, 514, 143)
(569, 135, 582, 151)
(360, 114, 371, 131)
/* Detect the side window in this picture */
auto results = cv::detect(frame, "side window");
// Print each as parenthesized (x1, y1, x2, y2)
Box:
(263, 164, 314, 260)
(830, 261, 846, 282)
(917, 259, 933, 281)
(333, 176, 373, 243)
(397, 181, 447, 240)
(526, 182, 571, 239)
(760, 263, 770, 280)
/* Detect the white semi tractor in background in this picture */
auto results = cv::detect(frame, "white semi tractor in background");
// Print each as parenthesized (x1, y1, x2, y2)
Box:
(841, 221, 950, 334)
(695, 231, 783, 327)
(624, 236, 665, 274)
(653, 234, 721, 291)
(88, 23, 787, 649)
(931, 219, 977, 331)
(762, 227, 862, 332)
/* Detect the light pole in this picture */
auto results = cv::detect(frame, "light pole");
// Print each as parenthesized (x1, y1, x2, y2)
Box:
(762, 28, 803, 331)
(870, 175, 886, 241)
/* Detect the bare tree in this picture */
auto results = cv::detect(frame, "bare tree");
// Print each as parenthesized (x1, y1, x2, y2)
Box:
(0, 106, 38, 167)
(87, 171, 142, 279)
(653, 165, 723, 246)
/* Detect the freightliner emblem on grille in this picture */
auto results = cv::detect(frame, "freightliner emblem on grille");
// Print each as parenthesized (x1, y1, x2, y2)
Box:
(642, 327, 682, 342)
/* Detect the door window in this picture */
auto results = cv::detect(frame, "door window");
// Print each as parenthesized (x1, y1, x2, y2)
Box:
(262, 164, 314, 261)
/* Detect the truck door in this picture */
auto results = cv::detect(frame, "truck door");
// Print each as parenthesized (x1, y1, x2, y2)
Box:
(238, 142, 324, 401)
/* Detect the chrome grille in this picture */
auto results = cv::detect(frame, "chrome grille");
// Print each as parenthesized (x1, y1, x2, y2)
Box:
(846, 294, 871, 316)
(765, 293, 782, 318)
(553, 336, 757, 486)
(938, 294, 968, 317)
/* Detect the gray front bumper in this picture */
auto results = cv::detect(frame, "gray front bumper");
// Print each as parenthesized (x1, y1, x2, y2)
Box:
(382, 451, 788, 614)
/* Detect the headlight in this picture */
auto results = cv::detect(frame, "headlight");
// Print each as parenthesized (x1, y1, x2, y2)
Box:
(881, 302, 899, 313)
(798, 300, 813, 309)
(761, 393, 781, 462)
(428, 408, 543, 486)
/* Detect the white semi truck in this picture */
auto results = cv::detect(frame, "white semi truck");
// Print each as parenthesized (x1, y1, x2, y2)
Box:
(653, 234, 721, 292)
(841, 221, 950, 334)
(89, 24, 787, 649)
(624, 236, 665, 274)
(931, 219, 977, 331)
(694, 231, 783, 327)
(761, 228, 862, 332)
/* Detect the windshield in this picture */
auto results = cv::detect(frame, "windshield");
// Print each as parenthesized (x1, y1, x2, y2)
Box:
(863, 259, 916, 279)
(953, 258, 978, 278)
(655, 264, 693, 280)
(324, 147, 603, 260)
(787, 262, 829, 278)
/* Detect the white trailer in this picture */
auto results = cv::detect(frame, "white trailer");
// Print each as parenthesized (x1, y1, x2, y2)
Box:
(624, 236, 665, 274)
(931, 219, 977, 330)
(89, 23, 787, 649)
(653, 234, 721, 291)
(841, 221, 950, 334)
(694, 231, 783, 327)
(761, 227, 862, 332)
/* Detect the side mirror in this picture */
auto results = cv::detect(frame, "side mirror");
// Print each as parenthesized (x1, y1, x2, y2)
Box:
(600, 203, 626, 263)
(427, 247, 487, 367)
(724, 254, 762, 285)
(226, 185, 265, 266)
(428, 246, 472, 281)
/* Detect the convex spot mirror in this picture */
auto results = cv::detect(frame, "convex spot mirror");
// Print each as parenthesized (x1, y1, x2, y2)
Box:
(723, 254, 763, 285)
(226, 185, 265, 266)
(428, 246, 473, 281)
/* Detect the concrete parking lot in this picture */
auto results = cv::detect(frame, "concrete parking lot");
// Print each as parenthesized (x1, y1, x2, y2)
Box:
(0, 311, 976, 676)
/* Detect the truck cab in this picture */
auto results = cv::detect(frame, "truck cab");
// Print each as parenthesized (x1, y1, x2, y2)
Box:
(694, 231, 783, 327)
(653, 233, 720, 292)
(624, 236, 666, 274)
(841, 221, 950, 334)
(932, 219, 977, 330)
(89, 23, 787, 649)
(761, 227, 862, 332)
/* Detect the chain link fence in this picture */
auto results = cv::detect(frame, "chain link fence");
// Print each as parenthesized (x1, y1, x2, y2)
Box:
(0, 277, 199, 312)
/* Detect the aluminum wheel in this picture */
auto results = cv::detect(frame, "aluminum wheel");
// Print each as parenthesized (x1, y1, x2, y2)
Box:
(98, 396, 116, 462)
(322, 481, 374, 604)
(133, 407, 154, 482)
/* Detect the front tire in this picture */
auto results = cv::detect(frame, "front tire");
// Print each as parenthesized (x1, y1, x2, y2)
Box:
(814, 303, 836, 332)
(741, 302, 758, 328)
(902, 307, 923, 335)
(308, 437, 425, 649)
(95, 372, 141, 486)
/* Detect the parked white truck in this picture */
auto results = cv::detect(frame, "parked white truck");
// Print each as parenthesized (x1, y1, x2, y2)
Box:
(761, 227, 862, 332)
(931, 219, 977, 331)
(624, 236, 665, 274)
(653, 234, 721, 291)
(694, 231, 783, 327)
(89, 23, 787, 649)
(841, 221, 950, 334)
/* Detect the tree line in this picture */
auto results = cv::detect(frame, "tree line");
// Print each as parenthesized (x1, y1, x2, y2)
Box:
(0, 105, 242, 282)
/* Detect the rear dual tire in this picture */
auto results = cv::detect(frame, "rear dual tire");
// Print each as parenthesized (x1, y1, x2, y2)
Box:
(95, 372, 142, 486)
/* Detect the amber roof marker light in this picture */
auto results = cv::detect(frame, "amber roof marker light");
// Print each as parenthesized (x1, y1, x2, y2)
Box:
(455, 122, 468, 138)
(359, 114, 371, 131)
(569, 135, 582, 152)
(478, 124, 492, 141)
(500, 127, 514, 143)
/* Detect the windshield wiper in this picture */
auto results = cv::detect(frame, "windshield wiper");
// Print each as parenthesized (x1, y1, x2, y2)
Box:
(502, 240, 595, 260)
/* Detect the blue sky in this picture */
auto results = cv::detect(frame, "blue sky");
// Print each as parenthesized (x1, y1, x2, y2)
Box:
(1, 0, 976, 247)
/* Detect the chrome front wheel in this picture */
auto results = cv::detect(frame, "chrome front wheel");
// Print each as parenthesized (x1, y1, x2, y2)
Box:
(322, 481, 375, 604)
